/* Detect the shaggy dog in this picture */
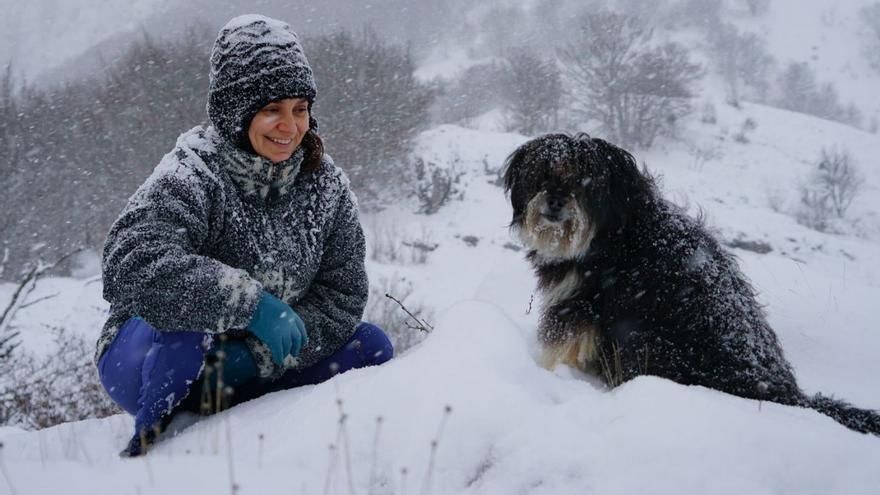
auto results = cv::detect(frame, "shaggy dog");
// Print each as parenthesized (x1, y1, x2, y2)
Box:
(503, 133, 880, 435)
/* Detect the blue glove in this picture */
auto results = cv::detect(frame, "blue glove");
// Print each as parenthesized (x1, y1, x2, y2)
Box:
(248, 291, 308, 366)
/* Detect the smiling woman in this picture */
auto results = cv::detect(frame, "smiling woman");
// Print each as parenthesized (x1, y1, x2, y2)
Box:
(94, 14, 394, 457)
(248, 98, 311, 163)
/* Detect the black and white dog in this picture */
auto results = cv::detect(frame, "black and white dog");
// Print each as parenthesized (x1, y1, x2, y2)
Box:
(503, 133, 879, 435)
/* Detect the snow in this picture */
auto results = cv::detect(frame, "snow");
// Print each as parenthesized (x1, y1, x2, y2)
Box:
(4, 102, 880, 492)
(2, 0, 880, 493)
(1, 299, 879, 494)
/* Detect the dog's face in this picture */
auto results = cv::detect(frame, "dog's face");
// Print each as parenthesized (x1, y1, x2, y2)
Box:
(503, 133, 649, 264)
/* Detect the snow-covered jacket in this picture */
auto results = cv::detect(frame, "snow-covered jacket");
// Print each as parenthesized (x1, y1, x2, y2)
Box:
(96, 125, 368, 377)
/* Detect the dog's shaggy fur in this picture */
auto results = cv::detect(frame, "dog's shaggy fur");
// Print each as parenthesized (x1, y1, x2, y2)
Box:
(503, 133, 880, 435)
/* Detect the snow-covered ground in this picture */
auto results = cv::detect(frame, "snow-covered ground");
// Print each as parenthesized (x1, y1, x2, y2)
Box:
(2, 0, 880, 493)
(2, 96, 880, 493)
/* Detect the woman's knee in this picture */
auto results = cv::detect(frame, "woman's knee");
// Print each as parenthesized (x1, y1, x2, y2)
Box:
(353, 322, 394, 365)
(98, 317, 157, 414)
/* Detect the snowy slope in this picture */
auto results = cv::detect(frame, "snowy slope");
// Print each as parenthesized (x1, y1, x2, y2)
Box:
(2, 0, 880, 492)
(2, 97, 880, 493)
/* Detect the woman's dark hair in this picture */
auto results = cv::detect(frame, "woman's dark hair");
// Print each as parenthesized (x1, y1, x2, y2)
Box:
(300, 128, 324, 173)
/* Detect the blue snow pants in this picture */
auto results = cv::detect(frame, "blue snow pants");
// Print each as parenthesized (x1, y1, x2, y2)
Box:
(98, 317, 393, 450)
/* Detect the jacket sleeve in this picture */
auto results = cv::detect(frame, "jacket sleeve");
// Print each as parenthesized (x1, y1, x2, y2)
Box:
(292, 185, 368, 368)
(102, 160, 262, 333)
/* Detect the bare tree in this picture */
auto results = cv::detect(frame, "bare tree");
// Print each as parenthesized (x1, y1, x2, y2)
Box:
(499, 49, 563, 135)
(775, 62, 862, 127)
(860, 3, 880, 73)
(708, 23, 774, 105)
(306, 28, 435, 205)
(1, 24, 434, 276)
(431, 62, 504, 126)
(472, 3, 529, 58)
(0, 27, 212, 280)
(559, 10, 702, 148)
(797, 147, 865, 231)
(814, 148, 864, 218)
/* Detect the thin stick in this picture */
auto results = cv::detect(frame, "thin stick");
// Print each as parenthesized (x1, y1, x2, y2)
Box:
(333, 384, 355, 495)
(322, 443, 338, 495)
(399, 467, 408, 495)
(385, 293, 434, 332)
(368, 416, 384, 492)
(224, 414, 237, 495)
(17, 292, 60, 309)
(0, 248, 84, 335)
(420, 405, 453, 495)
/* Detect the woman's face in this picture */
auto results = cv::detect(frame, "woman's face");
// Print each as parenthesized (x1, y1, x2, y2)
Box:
(248, 98, 310, 163)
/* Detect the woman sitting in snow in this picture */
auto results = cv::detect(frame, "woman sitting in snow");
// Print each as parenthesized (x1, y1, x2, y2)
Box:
(95, 14, 393, 457)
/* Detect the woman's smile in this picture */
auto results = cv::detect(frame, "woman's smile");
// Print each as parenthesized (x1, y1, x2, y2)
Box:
(248, 98, 310, 163)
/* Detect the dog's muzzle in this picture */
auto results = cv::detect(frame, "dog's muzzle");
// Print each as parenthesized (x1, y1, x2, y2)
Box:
(517, 191, 596, 263)
(540, 193, 569, 223)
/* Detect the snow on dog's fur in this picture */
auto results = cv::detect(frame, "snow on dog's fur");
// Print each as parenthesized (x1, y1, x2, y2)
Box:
(503, 133, 880, 436)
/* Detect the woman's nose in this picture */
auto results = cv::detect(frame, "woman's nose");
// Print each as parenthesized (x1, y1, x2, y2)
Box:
(278, 112, 295, 131)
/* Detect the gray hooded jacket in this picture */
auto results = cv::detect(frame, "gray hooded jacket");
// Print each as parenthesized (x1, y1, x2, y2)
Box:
(96, 125, 368, 378)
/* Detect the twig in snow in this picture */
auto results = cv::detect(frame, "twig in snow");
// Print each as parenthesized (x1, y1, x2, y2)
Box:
(385, 293, 433, 333)
(18, 292, 60, 310)
(368, 416, 384, 493)
(420, 405, 453, 495)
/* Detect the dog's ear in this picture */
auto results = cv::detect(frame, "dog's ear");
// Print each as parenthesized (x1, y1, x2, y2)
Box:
(589, 137, 654, 222)
(502, 139, 538, 224)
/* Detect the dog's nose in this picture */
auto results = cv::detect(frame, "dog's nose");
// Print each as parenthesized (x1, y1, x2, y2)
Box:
(546, 194, 566, 213)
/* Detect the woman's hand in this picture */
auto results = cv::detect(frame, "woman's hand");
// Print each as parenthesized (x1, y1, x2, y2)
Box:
(248, 291, 309, 365)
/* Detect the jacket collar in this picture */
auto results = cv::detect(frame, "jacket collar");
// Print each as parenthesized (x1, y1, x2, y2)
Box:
(215, 137, 303, 201)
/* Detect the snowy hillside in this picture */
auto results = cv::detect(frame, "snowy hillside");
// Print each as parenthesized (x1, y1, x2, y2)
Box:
(2, 94, 880, 493)
(2, 0, 880, 493)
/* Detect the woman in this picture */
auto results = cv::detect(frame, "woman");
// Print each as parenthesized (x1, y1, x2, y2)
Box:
(95, 14, 393, 457)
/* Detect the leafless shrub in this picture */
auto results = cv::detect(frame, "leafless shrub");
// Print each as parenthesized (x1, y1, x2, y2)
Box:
(470, 4, 529, 58)
(775, 62, 862, 128)
(688, 142, 723, 171)
(559, 10, 703, 148)
(431, 63, 504, 127)
(708, 23, 774, 105)
(0, 326, 121, 429)
(796, 147, 865, 231)
(414, 155, 466, 214)
(306, 29, 435, 206)
(700, 100, 717, 124)
(364, 276, 433, 355)
(498, 49, 563, 136)
(733, 118, 758, 143)
(766, 188, 786, 213)
(367, 222, 436, 265)
(861, 3, 880, 73)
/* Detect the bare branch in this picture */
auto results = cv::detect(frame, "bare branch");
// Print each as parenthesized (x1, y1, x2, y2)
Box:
(385, 293, 434, 333)
(18, 293, 60, 310)
(0, 248, 85, 337)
